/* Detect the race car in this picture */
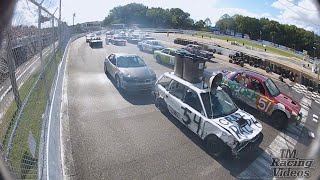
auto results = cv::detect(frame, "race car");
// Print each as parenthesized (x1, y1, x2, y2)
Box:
(89, 37, 103, 48)
(218, 70, 302, 129)
(85, 33, 95, 43)
(104, 53, 157, 92)
(182, 44, 214, 59)
(153, 48, 176, 65)
(137, 40, 164, 53)
(153, 72, 263, 158)
(127, 34, 142, 44)
(110, 36, 127, 46)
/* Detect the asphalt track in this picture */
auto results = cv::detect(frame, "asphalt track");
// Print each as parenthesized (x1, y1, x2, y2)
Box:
(64, 34, 320, 180)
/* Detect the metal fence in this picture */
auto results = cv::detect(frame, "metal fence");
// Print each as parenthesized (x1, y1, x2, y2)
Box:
(0, 0, 72, 179)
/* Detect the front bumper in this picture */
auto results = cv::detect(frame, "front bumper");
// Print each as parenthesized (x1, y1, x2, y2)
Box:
(232, 132, 263, 157)
(290, 112, 303, 125)
(122, 80, 156, 91)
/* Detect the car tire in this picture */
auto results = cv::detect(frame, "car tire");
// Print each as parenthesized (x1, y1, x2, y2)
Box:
(155, 97, 168, 114)
(156, 56, 162, 64)
(206, 135, 226, 158)
(271, 111, 288, 129)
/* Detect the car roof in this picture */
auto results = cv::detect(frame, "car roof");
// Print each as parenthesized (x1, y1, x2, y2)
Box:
(164, 48, 176, 51)
(163, 72, 212, 93)
(113, 53, 138, 57)
(237, 70, 268, 81)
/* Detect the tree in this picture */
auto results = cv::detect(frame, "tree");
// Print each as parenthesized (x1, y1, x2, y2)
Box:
(204, 18, 212, 27)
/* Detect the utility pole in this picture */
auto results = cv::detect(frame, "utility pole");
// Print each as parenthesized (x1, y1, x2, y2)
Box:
(59, 0, 61, 49)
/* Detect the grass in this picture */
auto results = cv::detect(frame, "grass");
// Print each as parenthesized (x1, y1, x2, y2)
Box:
(0, 50, 62, 179)
(196, 34, 303, 60)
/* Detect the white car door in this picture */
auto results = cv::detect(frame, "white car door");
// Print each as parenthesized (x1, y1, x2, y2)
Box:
(179, 89, 205, 136)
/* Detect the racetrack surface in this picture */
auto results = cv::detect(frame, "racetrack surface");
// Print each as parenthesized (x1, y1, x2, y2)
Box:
(65, 35, 320, 180)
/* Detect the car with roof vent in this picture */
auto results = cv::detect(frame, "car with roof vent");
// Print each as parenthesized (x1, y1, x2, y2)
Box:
(153, 72, 263, 158)
(217, 70, 302, 129)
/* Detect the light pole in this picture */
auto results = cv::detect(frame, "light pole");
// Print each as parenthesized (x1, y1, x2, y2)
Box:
(73, 13, 76, 26)
(313, 46, 316, 58)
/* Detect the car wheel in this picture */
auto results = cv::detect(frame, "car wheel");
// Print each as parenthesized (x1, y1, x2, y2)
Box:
(206, 135, 226, 158)
(271, 111, 288, 129)
(155, 97, 168, 114)
(156, 56, 162, 64)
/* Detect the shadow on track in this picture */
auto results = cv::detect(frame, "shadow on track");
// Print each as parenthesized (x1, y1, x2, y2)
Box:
(158, 109, 268, 178)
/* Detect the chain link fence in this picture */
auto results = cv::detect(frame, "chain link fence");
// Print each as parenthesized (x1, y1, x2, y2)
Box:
(0, 0, 78, 179)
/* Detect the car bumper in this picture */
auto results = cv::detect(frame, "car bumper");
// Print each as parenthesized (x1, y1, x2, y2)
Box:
(122, 81, 155, 91)
(290, 112, 303, 125)
(232, 132, 263, 157)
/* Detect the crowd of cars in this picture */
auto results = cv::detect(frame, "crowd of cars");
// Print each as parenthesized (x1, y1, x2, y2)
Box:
(89, 29, 303, 159)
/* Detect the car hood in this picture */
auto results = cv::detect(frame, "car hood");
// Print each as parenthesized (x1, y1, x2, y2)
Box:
(119, 66, 155, 79)
(212, 109, 262, 143)
(274, 92, 301, 114)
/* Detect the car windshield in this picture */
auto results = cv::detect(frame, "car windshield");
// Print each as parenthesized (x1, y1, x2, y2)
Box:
(264, 78, 280, 97)
(200, 90, 238, 119)
(151, 41, 162, 46)
(117, 56, 146, 68)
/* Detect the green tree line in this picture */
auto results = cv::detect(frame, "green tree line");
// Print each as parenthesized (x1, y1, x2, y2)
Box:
(102, 3, 210, 30)
(216, 14, 320, 57)
(102, 3, 319, 57)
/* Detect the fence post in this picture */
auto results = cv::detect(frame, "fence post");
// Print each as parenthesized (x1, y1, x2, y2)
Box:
(5, 28, 21, 110)
(37, 4, 50, 103)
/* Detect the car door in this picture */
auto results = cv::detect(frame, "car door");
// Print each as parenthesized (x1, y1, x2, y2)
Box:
(168, 50, 175, 65)
(165, 80, 186, 120)
(248, 76, 275, 113)
(229, 72, 257, 108)
(161, 49, 170, 64)
(180, 88, 205, 136)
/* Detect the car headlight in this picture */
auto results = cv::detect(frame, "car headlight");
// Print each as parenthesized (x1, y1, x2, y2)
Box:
(292, 111, 298, 117)
(121, 74, 133, 81)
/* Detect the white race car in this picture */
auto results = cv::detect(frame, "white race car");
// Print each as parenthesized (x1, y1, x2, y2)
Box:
(153, 72, 263, 158)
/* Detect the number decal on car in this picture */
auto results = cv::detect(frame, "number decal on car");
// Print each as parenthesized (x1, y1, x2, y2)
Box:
(256, 96, 275, 113)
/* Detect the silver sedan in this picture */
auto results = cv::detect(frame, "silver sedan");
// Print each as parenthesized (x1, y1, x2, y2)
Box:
(104, 53, 157, 92)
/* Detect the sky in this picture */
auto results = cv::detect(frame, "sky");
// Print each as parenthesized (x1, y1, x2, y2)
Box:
(13, 0, 320, 33)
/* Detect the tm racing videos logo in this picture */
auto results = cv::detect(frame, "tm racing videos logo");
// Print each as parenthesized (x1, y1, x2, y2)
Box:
(270, 149, 314, 178)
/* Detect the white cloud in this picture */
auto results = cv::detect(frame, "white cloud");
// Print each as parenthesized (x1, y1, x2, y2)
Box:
(271, 0, 320, 33)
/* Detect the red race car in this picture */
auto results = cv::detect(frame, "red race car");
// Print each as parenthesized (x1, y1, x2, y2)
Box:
(220, 70, 302, 129)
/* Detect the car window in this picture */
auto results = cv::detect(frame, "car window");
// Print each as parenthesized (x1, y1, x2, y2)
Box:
(108, 55, 116, 65)
(157, 75, 172, 89)
(162, 49, 170, 54)
(116, 56, 146, 68)
(264, 78, 280, 97)
(168, 80, 186, 100)
(183, 89, 203, 113)
(169, 50, 176, 56)
(201, 90, 238, 119)
(250, 77, 265, 95)
(234, 72, 250, 87)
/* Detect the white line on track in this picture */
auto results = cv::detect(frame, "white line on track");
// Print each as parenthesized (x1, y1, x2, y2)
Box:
(46, 59, 62, 180)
